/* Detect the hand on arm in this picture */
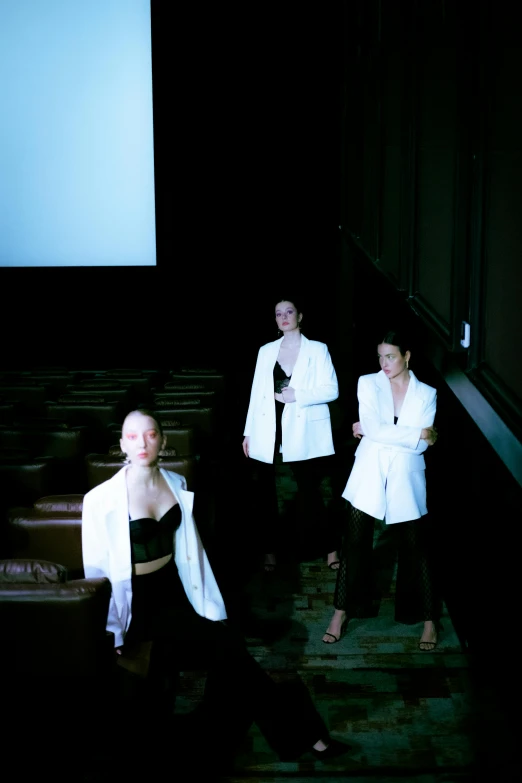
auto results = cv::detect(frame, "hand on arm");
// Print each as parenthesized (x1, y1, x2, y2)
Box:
(420, 426, 438, 446)
(280, 386, 296, 403)
(358, 377, 426, 449)
(242, 436, 250, 457)
(352, 421, 363, 439)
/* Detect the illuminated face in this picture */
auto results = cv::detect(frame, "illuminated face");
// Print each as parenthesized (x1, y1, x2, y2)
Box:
(120, 411, 166, 467)
(377, 343, 411, 380)
(275, 301, 302, 334)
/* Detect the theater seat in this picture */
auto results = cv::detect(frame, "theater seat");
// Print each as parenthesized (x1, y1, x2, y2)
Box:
(0, 423, 89, 491)
(0, 454, 56, 551)
(0, 557, 113, 676)
(0, 558, 115, 763)
(0, 401, 17, 424)
(7, 500, 84, 579)
(45, 400, 125, 452)
(169, 369, 225, 394)
(0, 383, 49, 415)
(154, 407, 216, 454)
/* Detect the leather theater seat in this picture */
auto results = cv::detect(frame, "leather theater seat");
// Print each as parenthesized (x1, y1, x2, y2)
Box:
(153, 405, 216, 454)
(169, 369, 225, 394)
(0, 422, 89, 492)
(0, 558, 115, 764)
(0, 452, 57, 553)
(45, 399, 125, 452)
(7, 495, 85, 579)
(0, 557, 113, 676)
(0, 383, 49, 415)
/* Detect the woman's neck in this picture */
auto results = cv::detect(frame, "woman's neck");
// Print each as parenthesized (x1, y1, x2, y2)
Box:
(281, 330, 301, 346)
(126, 464, 161, 489)
(389, 370, 410, 389)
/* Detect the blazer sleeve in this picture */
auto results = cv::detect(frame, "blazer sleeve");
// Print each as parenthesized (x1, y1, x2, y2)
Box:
(243, 347, 265, 436)
(294, 343, 339, 407)
(358, 375, 428, 451)
(81, 490, 125, 648)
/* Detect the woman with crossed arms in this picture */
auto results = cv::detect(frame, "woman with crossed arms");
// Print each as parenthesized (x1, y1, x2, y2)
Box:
(323, 329, 440, 651)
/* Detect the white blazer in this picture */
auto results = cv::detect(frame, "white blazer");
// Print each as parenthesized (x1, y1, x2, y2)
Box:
(81, 467, 227, 648)
(243, 334, 339, 464)
(342, 370, 437, 524)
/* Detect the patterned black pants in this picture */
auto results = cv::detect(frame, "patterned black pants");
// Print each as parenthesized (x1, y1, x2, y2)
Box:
(334, 504, 440, 624)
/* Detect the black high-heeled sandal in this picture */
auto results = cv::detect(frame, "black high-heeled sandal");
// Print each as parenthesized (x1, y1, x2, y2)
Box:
(322, 618, 347, 644)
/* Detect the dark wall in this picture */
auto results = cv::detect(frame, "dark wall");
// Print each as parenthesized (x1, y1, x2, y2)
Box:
(340, 0, 522, 440)
(339, 0, 522, 667)
(348, 248, 520, 663)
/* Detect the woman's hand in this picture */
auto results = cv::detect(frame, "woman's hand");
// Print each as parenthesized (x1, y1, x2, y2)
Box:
(115, 646, 123, 656)
(279, 386, 296, 403)
(421, 426, 438, 446)
(242, 436, 250, 457)
(352, 421, 363, 439)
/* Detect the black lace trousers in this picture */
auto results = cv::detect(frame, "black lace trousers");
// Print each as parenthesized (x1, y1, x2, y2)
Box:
(334, 504, 440, 624)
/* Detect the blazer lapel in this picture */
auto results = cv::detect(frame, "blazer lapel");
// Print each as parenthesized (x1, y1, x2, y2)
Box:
(375, 370, 395, 423)
(161, 469, 194, 515)
(289, 334, 310, 390)
(106, 467, 132, 577)
(397, 371, 424, 425)
(268, 337, 284, 370)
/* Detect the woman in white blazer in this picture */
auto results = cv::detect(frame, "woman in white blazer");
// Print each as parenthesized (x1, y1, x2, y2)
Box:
(322, 330, 440, 651)
(82, 408, 350, 769)
(242, 297, 341, 572)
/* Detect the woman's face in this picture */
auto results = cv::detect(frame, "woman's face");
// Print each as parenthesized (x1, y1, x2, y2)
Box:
(120, 411, 166, 467)
(275, 301, 302, 334)
(377, 343, 411, 380)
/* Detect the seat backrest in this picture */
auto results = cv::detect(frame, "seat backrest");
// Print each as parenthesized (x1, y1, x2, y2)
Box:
(153, 391, 217, 405)
(8, 506, 84, 578)
(45, 401, 124, 452)
(0, 455, 56, 513)
(154, 406, 216, 438)
(169, 370, 225, 393)
(0, 558, 112, 676)
(0, 424, 88, 460)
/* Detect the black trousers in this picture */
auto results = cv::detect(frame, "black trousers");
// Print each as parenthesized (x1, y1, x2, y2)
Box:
(334, 504, 440, 624)
(248, 453, 340, 556)
(122, 559, 328, 765)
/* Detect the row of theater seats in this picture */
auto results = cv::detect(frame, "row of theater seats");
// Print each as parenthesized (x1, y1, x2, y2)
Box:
(0, 366, 226, 531)
(0, 366, 226, 687)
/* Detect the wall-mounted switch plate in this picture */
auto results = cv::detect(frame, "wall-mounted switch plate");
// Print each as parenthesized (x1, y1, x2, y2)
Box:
(460, 321, 471, 348)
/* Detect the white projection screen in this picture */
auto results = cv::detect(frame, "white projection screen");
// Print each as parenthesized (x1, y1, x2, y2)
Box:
(0, 0, 156, 267)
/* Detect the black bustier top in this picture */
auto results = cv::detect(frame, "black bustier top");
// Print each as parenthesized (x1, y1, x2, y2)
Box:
(273, 361, 291, 394)
(129, 504, 181, 564)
